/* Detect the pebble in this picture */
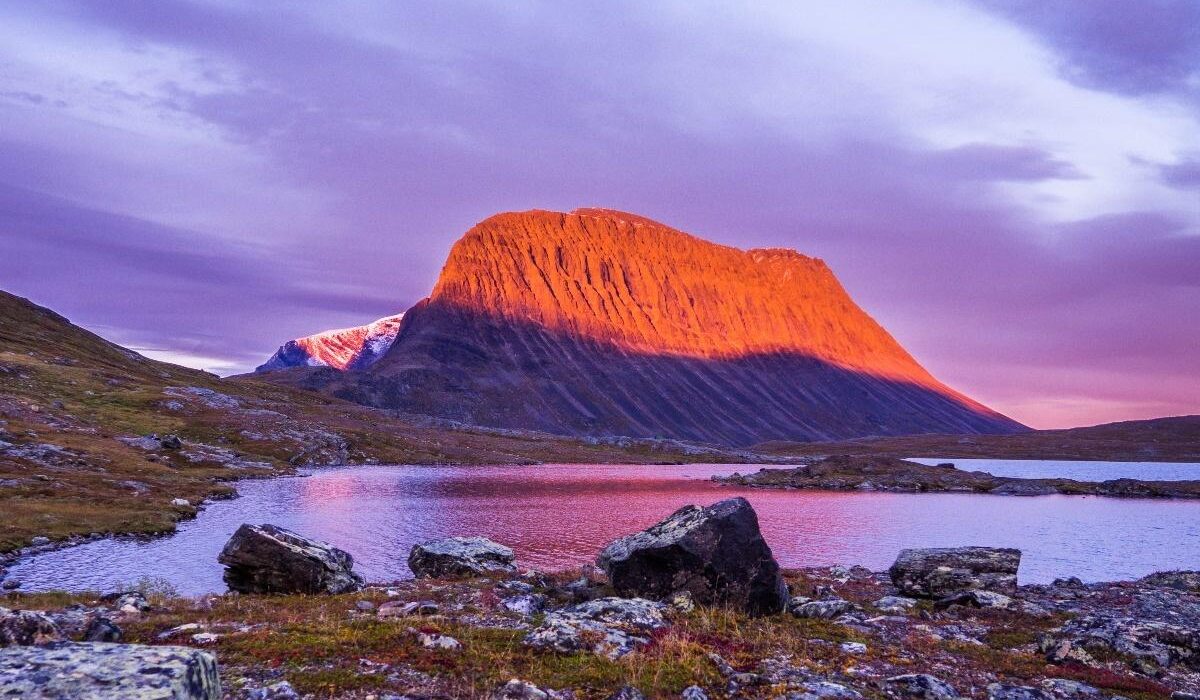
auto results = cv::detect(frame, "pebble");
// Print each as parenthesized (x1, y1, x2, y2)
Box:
(840, 641, 867, 654)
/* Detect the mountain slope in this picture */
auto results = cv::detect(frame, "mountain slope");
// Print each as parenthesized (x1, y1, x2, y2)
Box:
(273, 209, 1024, 445)
(257, 314, 404, 371)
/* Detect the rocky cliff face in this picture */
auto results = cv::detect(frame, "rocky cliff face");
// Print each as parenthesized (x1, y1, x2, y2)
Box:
(257, 314, 404, 372)
(277, 209, 1025, 445)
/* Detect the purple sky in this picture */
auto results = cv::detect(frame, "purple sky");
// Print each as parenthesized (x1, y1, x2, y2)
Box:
(1, 1, 1197, 429)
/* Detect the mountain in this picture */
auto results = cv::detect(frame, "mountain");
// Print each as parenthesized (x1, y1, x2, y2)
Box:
(257, 314, 404, 372)
(261, 208, 1025, 445)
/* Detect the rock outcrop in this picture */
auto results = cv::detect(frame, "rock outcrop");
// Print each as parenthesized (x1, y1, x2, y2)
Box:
(218, 524, 364, 594)
(408, 537, 517, 578)
(0, 641, 220, 699)
(889, 547, 1021, 598)
(265, 209, 1025, 446)
(597, 497, 789, 615)
(257, 314, 405, 372)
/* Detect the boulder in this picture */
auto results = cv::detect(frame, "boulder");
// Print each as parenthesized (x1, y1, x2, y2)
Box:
(0, 641, 219, 699)
(218, 523, 363, 594)
(0, 608, 60, 646)
(408, 536, 516, 578)
(889, 547, 1020, 598)
(597, 497, 788, 615)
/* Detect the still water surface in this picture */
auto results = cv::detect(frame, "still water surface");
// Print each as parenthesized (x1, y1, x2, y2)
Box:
(11, 461, 1200, 595)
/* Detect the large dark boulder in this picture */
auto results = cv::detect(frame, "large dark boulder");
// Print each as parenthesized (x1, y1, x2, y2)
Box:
(0, 641, 219, 698)
(408, 537, 516, 578)
(889, 547, 1021, 598)
(218, 524, 363, 594)
(0, 608, 60, 646)
(597, 497, 788, 615)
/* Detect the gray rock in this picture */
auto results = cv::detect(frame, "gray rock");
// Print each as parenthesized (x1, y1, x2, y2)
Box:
(0, 608, 60, 646)
(105, 591, 151, 613)
(218, 523, 363, 594)
(934, 589, 1015, 610)
(680, 686, 709, 700)
(1140, 571, 1200, 591)
(417, 632, 461, 650)
(885, 674, 958, 700)
(355, 600, 376, 612)
(502, 593, 548, 617)
(789, 598, 856, 619)
(1041, 679, 1100, 698)
(523, 597, 667, 659)
(408, 536, 516, 578)
(378, 600, 439, 618)
(840, 641, 867, 654)
(491, 678, 570, 700)
(608, 687, 645, 700)
(988, 684, 1053, 700)
(783, 681, 863, 700)
(597, 497, 788, 615)
(159, 434, 183, 450)
(29, 536, 50, 546)
(0, 641, 219, 698)
(874, 596, 919, 613)
(889, 547, 1021, 598)
(0, 581, 18, 591)
(247, 680, 301, 700)
(81, 617, 121, 643)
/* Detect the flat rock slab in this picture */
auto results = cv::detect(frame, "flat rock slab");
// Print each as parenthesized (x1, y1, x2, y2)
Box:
(889, 546, 1021, 598)
(0, 641, 220, 699)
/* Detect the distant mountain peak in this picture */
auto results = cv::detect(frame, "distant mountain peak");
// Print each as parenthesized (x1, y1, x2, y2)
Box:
(257, 314, 404, 372)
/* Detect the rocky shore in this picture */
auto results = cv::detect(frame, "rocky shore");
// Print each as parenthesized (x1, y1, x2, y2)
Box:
(713, 456, 1200, 499)
(3, 498, 1199, 699)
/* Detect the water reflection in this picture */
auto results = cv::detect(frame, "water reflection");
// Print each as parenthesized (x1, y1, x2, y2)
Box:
(10, 462, 1200, 595)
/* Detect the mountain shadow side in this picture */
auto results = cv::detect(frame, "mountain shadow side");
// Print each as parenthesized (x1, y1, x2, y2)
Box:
(259, 208, 1026, 446)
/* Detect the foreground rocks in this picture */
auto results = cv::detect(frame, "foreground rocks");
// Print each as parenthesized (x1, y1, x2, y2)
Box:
(217, 524, 364, 594)
(598, 497, 789, 615)
(716, 454, 1200, 499)
(0, 641, 220, 699)
(408, 536, 517, 578)
(890, 546, 1021, 597)
(523, 597, 669, 659)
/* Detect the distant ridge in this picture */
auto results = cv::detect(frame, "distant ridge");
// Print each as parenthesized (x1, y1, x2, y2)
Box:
(260, 209, 1026, 445)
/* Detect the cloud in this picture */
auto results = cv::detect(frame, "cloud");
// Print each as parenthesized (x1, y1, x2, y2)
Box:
(0, 0, 1196, 426)
(969, 0, 1200, 102)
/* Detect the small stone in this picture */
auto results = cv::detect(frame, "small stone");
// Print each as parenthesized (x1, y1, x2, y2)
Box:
(492, 678, 554, 699)
(1, 580, 19, 591)
(159, 434, 183, 450)
(378, 600, 439, 618)
(171, 498, 191, 507)
(988, 683, 1053, 700)
(81, 616, 122, 643)
(355, 600, 376, 612)
(191, 632, 220, 644)
(502, 593, 547, 617)
(874, 595, 918, 613)
(418, 632, 461, 650)
(29, 536, 50, 546)
(790, 598, 856, 619)
(156, 623, 202, 640)
(840, 641, 867, 654)
(886, 674, 958, 700)
(248, 680, 301, 700)
(668, 590, 696, 613)
(1041, 679, 1100, 698)
(608, 686, 646, 700)
(788, 680, 862, 699)
(934, 589, 1014, 610)
(681, 686, 709, 700)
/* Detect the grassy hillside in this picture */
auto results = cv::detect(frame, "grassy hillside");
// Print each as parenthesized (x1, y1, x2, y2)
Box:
(754, 416, 1200, 463)
(0, 291, 745, 553)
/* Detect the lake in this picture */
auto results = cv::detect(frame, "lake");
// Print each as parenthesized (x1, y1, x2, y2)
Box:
(9, 460, 1200, 595)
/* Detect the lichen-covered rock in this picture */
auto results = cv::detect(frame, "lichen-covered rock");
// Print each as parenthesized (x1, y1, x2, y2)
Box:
(886, 674, 958, 700)
(934, 589, 1015, 610)
(491, 678, 570, 700)
(889, 547, 1021, 598)
(408, 536, 516, 578)
(788, 597, 856, 619)
(597, 497, 788, 615)
(1049, 615, 1200, 670)
(874, 596, 918, 613)
(0, 608, 60, 646)
(987, 684, 1052, 700)
(218, 523, 363, 594)
(523, 597, 668, 659)
(0, 641, 219, 698)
